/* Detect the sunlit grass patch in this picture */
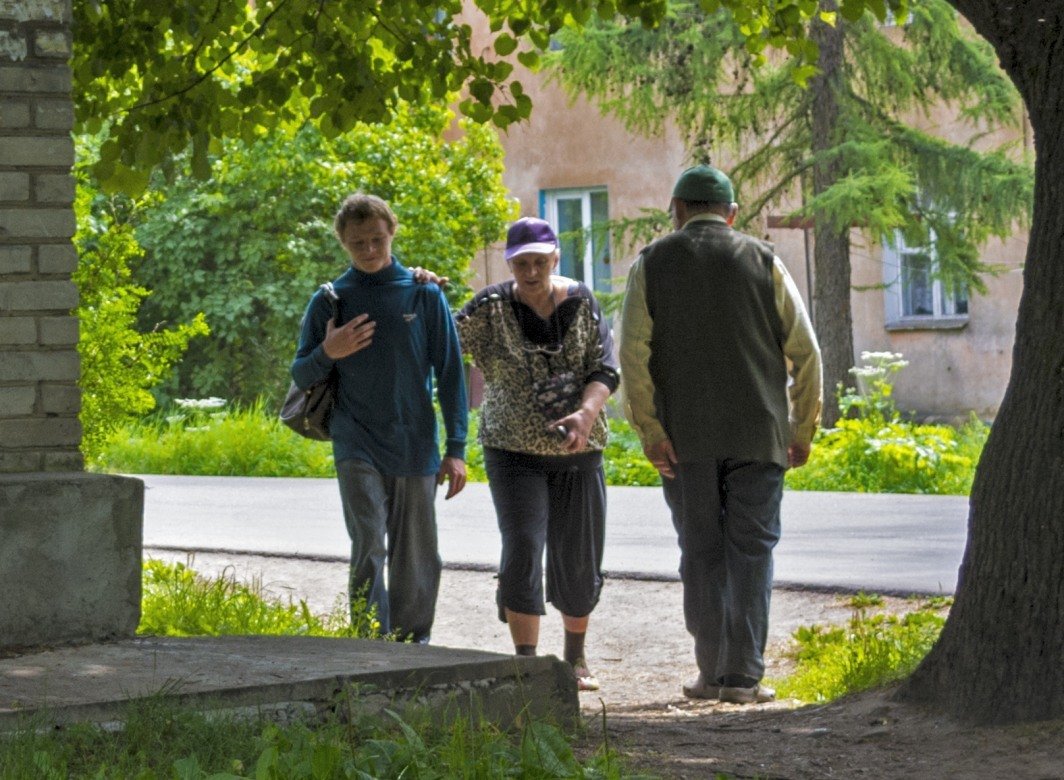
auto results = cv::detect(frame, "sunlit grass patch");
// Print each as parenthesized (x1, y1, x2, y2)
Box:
(773, 594, 951, 703)
(138, 558, 380, 639)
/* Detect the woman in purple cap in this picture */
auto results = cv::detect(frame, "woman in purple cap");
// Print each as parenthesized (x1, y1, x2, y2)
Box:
(455, 216, 619, 691)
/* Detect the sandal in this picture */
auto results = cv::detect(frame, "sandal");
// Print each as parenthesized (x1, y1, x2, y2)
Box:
(571, 658, 600, 692)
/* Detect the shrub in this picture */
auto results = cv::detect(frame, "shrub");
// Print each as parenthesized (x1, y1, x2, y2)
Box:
(603, 416, 662, 487)
(93, 398, 335, 477)
(785, 352, 988, 494)
(122, 108, 516, 405)
(74, 186, 208, 463)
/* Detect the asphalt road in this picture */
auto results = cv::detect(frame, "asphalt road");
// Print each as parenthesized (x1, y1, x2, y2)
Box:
(139, 475, 969, 595)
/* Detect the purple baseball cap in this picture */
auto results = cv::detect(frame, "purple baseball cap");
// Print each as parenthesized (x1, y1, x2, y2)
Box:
(505, 217, 559, 260)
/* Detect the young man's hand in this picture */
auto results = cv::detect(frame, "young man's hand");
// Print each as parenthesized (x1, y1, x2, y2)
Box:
(322, 314, 375, 359)
(437, 456, 467, 499)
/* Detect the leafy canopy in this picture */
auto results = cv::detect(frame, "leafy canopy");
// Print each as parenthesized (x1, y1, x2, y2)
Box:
(73, 0, 915, 192)
(550, 0, 1031, 292)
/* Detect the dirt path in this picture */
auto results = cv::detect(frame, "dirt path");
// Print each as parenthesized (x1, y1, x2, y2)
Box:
(150, 551, 1064, 780)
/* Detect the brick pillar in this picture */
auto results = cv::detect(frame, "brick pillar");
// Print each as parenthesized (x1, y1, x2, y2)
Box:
(0, 0, 80, 473)
(0, 0, 142, 649)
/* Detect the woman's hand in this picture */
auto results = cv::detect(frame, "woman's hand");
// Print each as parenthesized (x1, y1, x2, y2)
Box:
(552, 407, 595, 453)
(322, 313, 376, 360)
(551, 380, 612, 453)
(411, 267, 450, 287)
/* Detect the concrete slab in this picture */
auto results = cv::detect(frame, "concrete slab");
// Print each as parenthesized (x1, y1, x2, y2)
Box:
(0, 636, 578, 731)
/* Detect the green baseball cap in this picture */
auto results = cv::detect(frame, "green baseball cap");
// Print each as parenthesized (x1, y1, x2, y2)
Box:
(671, 165, 735, 203)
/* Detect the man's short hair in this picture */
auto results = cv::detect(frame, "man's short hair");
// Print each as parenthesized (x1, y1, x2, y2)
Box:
(334, 193, 398, 238)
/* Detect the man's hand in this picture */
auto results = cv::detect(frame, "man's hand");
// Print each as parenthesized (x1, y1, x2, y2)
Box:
(643, 438, 678, 479)
(411, 267, 450, 287)
(788, 442, 811, 468)
(437, 456, 466, 499)
(322, 314, 375, 360)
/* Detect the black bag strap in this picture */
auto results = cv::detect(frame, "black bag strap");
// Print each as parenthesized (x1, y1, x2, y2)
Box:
(320, 282, 340, 326)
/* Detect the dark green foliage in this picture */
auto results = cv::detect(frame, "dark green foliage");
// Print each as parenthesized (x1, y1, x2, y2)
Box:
(72, 0, 677, 193)
(76, 0, 910, 194)
(0, 697, 636, 778)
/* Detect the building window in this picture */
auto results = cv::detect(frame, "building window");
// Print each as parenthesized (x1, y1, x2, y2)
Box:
(542, 188, 611, 294)
(882, 231, 969, 329)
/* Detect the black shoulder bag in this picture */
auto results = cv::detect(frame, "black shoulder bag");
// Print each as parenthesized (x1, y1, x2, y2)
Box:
(280, 283, 340, 440)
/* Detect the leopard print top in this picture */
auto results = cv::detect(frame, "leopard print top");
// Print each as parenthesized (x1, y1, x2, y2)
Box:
(456, 280, 618, 456)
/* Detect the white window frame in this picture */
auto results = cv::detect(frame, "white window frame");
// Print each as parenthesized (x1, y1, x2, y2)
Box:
(882, 230, 969, 330)
(542, 187, 609, 292)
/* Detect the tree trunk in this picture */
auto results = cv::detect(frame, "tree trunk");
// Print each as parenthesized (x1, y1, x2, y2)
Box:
(809, 8, 852, 427)
(898, 0, 1064, 724)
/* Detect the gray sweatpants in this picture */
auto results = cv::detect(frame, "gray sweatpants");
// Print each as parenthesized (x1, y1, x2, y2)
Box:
(336, 458, 440, 642)
(663, 458, 784, 683)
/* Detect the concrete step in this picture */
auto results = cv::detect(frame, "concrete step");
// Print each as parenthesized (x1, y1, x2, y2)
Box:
(0, 635, 578, 731)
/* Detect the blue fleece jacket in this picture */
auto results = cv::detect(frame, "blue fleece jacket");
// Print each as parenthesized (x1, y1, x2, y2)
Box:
(290, 260, 467, 476)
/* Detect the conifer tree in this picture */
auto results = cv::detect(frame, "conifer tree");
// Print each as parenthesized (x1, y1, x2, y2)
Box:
(550, 0, 1032, 422)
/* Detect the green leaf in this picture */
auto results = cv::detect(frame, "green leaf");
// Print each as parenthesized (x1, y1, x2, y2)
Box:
(839, 0, 868, 22)
(494, 33, 518, 56)
(517, 50, 541, 69)
(470, 78, 494, 105)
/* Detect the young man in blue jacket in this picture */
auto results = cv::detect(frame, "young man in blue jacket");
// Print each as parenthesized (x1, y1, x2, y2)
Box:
(291, 193, 467, 643)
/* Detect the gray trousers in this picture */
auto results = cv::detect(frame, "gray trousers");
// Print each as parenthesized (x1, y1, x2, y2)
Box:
(336, 459, 440, 642)
(662, 459, 784, 683)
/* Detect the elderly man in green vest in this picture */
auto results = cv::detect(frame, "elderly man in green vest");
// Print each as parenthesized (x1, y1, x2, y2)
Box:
(619, 164, 823, 704)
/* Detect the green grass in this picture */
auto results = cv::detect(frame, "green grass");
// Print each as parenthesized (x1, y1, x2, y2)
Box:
(139, 558, 381, 639)
(3, 559, 943, 777)
(92, 398, 336, 477)
(0, 559, 647, 779)
(1, 697, 642, 779)
(92, 397, 985, 494)
(772, 594, 950, 703)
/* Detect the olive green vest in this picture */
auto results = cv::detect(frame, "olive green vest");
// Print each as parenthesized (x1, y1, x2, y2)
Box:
(643, 218, 790, 466)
